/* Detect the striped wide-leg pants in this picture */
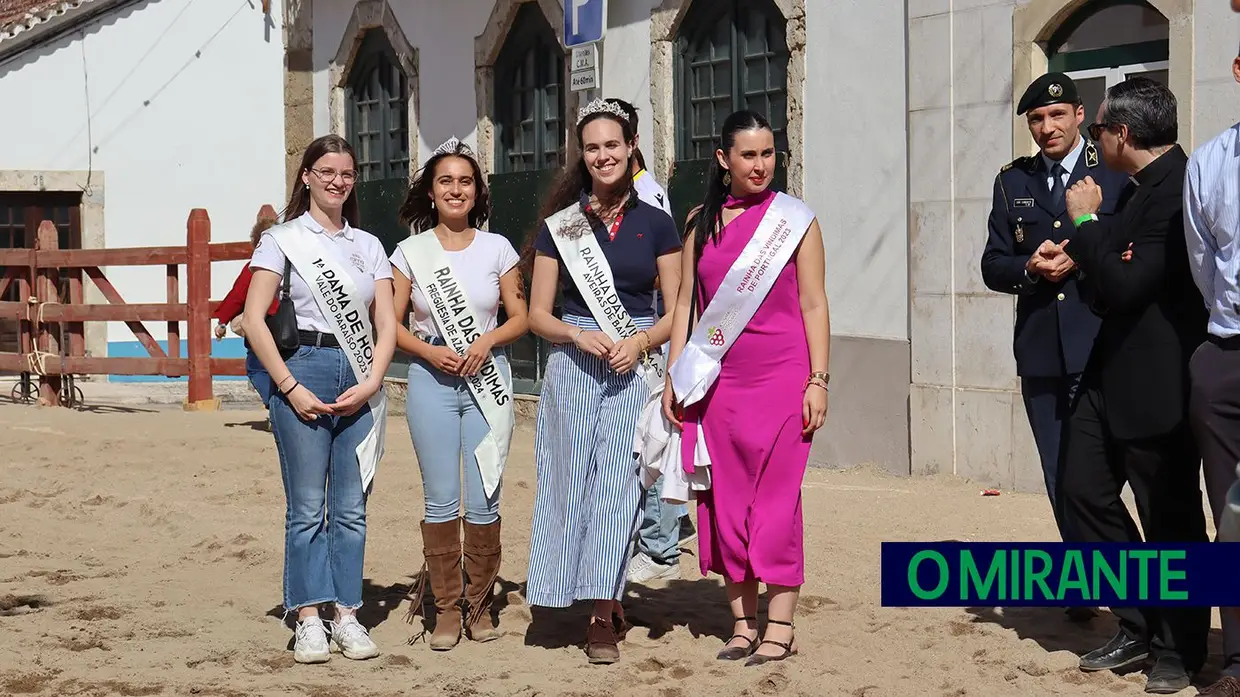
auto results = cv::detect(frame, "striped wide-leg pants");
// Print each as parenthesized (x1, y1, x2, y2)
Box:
(525, 314, 654, 608)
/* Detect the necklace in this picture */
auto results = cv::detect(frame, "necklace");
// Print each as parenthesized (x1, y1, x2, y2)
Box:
(587, 195, 626, 242)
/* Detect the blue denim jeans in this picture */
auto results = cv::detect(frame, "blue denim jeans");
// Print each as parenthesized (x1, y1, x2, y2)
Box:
(268, 345, 374, 611)
(245, 347, 272, 405)
(405, 352, 510, 525)
(637, 479, 686, 563)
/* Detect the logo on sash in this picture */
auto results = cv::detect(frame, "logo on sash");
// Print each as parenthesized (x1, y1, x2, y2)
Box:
(708, 326, 725, 347)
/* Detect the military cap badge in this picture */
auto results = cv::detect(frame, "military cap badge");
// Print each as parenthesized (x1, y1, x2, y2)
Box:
(1048, 83, 1063, 98)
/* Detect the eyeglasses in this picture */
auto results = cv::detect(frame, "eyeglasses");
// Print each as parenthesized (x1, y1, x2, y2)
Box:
(308, 167, 358, 184)
(1087, 122, 1112, 141)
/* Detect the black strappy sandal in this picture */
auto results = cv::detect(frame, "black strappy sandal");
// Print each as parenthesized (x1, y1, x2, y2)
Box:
(744, 619, 798, 666)
(717, 615, 759, 661)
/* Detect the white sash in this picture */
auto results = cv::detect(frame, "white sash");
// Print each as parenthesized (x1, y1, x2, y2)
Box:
(271, 222, 388, 491)
(397, 232, 515, 498)
(545, 204, 666, 390)
(669, 192, 815, 407)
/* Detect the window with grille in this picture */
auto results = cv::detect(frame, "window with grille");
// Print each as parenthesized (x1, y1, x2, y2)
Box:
(675, 0, 789, 161)
(494, 3, 565, 174)
(346, 29, 410, 183)
(0, 193, 81, 358)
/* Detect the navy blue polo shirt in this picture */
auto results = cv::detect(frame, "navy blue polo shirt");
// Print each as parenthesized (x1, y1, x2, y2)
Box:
(534, 192, 681, 319)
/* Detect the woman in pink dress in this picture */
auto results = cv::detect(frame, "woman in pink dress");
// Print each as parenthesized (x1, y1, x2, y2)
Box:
(664, 110, 830, 666)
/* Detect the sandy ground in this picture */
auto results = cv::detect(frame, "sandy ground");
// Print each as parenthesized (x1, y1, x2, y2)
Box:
(0, 398, 1228, 697)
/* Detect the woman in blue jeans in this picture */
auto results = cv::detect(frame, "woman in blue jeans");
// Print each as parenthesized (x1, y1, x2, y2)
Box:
(390, 138, 528, 651)
(243, 134, 397, 664)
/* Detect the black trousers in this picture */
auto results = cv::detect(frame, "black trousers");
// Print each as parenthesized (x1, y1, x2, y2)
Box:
(1189, 338, 1240, 677)
(1058, 380, 1209, 670)
(1020, 373, 1082, 539)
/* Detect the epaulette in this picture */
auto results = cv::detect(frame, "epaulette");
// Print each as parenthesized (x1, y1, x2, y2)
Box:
(1001, 155, 1033, 173)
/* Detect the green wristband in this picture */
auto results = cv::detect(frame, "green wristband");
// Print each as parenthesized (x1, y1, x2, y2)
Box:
(1073, 213, 1098, 227)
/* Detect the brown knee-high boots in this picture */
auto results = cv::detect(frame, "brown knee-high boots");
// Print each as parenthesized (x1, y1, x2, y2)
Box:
(463, 517, 502, 642)
(405, 519, 463, 650)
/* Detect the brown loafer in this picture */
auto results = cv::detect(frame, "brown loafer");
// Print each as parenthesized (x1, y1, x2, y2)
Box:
(586, 618, 620, 664)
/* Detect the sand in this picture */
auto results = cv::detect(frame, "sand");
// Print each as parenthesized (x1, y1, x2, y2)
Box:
(0, 400, 1225, 696)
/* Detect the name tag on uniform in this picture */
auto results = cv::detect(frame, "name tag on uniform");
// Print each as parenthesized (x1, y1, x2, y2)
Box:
(1013, 198, 1034, 208)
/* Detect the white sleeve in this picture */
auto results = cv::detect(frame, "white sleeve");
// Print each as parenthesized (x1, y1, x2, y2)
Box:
(249, 233, 286, 274)
(498, 237, 520, 276)
(389, 245, 412, 280)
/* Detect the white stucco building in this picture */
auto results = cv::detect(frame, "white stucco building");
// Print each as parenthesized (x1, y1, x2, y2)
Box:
(2, 0, 1238, 490)
(0, 0, 286, 377)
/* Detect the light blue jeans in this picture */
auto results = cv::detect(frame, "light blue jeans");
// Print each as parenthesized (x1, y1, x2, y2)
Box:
(268, 345, 374, 612)
(638, 480, 686, 563)
(405, 351, 510, 525)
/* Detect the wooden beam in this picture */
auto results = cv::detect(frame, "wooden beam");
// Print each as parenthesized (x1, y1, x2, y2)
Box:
(83, 267, 167, 359)
(0, 248, 35, 267)
(33, 247, 190, 267)
(36, 303, 189, 322)
(186, 209, 213, 404)
(210, 357, 247, 376)
(0, 353, 190, 375)
(208, 242, 254, 262)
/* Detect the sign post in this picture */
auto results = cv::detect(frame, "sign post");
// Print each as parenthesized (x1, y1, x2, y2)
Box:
(564, 0, 606, 98)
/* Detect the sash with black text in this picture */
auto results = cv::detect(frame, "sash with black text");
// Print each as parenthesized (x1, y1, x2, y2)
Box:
(397, 232, 515, 498)
(669, 192, 815, 407)
(271, 222, 388, 491)
(545, 204, 665, 390)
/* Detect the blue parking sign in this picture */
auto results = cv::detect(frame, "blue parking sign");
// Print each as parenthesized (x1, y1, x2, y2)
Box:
(564, 0, 606, 47)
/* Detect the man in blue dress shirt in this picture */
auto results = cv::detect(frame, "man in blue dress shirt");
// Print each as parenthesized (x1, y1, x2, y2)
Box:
(980, 73, 1127, 588)
(1184, 33, 1240, 697)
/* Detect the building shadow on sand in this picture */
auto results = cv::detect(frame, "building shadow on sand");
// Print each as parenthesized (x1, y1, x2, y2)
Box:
(965, 605, 1228, 685)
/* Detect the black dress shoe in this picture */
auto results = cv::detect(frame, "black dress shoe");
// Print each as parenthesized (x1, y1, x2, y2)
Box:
(1064, 606, 1098, 622)
(1144, 655, 1190, 694)
(1079, 630, 1149, 672)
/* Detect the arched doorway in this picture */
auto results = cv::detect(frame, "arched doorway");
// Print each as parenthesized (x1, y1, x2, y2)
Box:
(344, 27, 413, 254)
(486, 1, 565, 394)
(668, 0, 790, 228)
(1048, 0, 1169, 137)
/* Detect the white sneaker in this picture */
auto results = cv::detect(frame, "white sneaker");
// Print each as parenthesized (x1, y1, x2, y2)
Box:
(627, 551, 681, 583)
(293, 616, 331, 664)
(330, 614, 379, 660)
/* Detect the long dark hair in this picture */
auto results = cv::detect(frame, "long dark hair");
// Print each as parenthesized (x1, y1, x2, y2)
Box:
(255, 134, 361, 241)
(397, 143, 491, 233)
(686, 110, 774, 263)
(607, 98, 648, 171)
(520, 108, 640, 267)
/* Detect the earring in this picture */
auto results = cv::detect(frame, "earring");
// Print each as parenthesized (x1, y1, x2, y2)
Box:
(722, 171, 731, 186)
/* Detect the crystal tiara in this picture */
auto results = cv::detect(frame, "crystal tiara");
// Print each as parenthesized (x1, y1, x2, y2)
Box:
(576, 98, 630, 126)
(431, 136, 473, 157)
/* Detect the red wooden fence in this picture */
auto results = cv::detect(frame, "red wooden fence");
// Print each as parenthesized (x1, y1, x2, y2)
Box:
(0, 205, 276, 409)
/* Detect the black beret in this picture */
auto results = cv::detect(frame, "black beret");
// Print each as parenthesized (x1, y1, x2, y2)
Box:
(1016, 72, 1080, 115)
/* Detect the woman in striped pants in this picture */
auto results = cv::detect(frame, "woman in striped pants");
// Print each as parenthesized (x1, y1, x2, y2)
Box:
(523, 99, 683, 664)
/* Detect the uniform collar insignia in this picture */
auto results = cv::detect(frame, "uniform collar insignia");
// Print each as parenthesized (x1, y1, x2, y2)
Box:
(1085, 141, 1099, 168)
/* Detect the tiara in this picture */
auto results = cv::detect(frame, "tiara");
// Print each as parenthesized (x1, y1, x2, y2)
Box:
(431, 136, 472, 157)
(576, 98, 630, 126)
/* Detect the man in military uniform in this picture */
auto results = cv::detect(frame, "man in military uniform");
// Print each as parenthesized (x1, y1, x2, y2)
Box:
(979, 73, 1128, 601)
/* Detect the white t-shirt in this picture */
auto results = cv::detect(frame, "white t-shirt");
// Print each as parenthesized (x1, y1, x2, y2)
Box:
(389, 231, 520, 337)
(249, 212, 393, 334)
(634, 169, 672, 219)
